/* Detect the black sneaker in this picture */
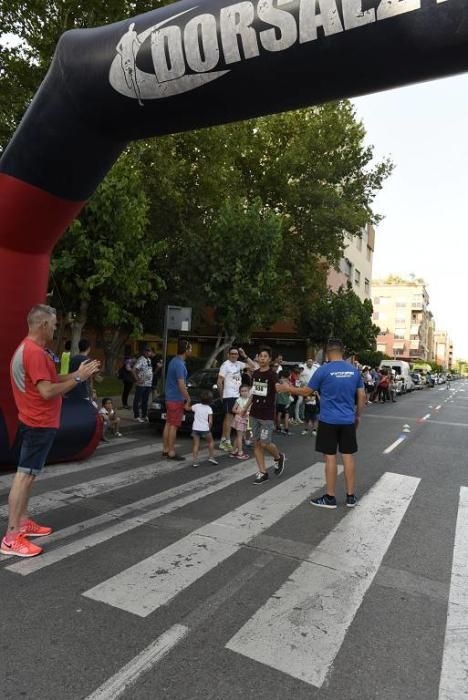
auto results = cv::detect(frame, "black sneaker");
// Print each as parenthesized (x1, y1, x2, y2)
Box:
(274, 453, 286, 477)
(346, 494, 357, 508)
(253, 472, 269, 485)
(310, 494, 337, 509)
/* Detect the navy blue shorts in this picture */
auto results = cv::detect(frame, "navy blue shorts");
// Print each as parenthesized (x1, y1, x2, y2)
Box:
(223, 397, 237, 414)
(17, 423, 58, 476)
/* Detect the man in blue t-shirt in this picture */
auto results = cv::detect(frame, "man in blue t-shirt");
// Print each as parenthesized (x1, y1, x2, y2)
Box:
(285, 338, 365, 509)
(163, 338, 192, 460)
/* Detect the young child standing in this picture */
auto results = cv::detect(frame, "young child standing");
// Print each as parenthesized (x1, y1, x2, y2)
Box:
(276, 369, 292, 435)
(230, 385, 251, 459)
(191, 390, 219, 468)
(99, 398, 123, 438)
(302, 391, 320, 436)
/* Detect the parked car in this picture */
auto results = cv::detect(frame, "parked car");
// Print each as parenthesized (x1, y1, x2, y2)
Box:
(148, 368, 224, 435)
(410, 372, 424, 389)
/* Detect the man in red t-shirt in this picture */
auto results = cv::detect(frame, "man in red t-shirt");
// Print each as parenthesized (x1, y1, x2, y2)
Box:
(1, 304, 99, 558)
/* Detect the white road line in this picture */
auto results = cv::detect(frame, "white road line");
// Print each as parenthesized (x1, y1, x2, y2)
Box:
(96, 436, 136, 449)
(0, 454, 188, 520)
(435, 405, 441, 411)
(420, 414, 431, 422)
(83, 463, 333, 617)
(383, 437, 406, 454)
(0, 442, 164, 493)
(225, 472, 420, 689)
(85, 624, 189, 700)
(6, 460, 256, 575)
(438, 487, 468, 700)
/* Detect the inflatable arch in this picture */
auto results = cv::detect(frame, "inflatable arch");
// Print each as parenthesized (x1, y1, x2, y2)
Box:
(0, 0, 467, 465)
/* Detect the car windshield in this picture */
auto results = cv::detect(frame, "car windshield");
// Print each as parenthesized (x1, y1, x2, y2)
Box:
(187, 370, 217, 390)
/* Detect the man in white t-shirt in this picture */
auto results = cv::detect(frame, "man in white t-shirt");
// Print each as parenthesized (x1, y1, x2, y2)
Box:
(217, 346, 256, 451)
(131, 347, 154, 422)
(295, 358, 320, 422)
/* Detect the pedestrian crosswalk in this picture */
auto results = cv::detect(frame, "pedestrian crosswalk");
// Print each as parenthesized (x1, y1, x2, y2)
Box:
(0, 437, 467, 698)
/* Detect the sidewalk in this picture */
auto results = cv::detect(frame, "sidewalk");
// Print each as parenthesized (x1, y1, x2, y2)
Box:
(107, 394, 154, 435)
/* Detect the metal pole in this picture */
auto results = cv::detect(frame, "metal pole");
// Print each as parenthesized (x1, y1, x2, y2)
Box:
(161, 306, 169, 394)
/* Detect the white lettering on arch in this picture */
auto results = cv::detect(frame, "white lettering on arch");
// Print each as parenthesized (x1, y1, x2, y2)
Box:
(377, 0, 421, 21)
(184, 14, 220, 72)
(342, 0, 376, 29)
(220, 1, 260, 64)
(258, 0, 298, 52)
(299, 0, 344, 44)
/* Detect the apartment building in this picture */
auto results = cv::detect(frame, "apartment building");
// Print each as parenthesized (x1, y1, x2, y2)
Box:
(434, 330, 454, 370)
(327, 223, 375, 301)
(372, 278, 432, 361)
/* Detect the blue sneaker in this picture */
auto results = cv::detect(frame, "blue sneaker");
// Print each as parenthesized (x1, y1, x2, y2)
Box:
(346, 494, 357, 508)
(310, 494, 337, 509)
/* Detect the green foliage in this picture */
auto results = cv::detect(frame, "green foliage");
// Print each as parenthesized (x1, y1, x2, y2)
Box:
(50, 149, 164, 335)
(199, 197, 284, 338)
(358, 350, 391, 368)
(299, 286, 380, 355)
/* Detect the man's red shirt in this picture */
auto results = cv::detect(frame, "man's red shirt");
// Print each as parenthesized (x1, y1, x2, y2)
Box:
(10, 337, 61, 428)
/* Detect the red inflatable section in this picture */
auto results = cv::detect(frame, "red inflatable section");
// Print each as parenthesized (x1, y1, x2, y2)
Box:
(0, 173, 85, 447)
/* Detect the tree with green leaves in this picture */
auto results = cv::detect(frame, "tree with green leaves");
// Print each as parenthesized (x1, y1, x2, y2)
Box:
(49, 149, 165, 372)
(299, 285, 380, 357)
(357, 350, 391, 369)
(194, 197, 284, 366)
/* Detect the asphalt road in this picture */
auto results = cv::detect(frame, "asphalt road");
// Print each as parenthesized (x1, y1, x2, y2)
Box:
(1, 382, 468, 700)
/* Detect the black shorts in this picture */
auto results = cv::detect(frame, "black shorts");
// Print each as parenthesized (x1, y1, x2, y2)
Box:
(315, 421, 358, 455)
(304, 404, 319, 421)
(276, 404, 289, 417)
(223, 397, 237, 414)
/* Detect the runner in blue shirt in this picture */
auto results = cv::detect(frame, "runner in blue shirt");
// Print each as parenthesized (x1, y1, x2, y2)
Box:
(284, 338, 366, 509)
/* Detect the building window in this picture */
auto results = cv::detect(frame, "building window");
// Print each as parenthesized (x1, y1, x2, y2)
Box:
(396, 302, 406, 308)
(365, 279, 370, 296)
(377, 344, 386, 353)
(395, 316, 406, 324)
(354, 269, 361, 286)
(394, 349, 404, 356)
(373, 297, 380, 305)
(341, 257, 352, 278)
(410, 349, 420, 357)
(394, 332, 405, 340)
(373, 312, 379, 320)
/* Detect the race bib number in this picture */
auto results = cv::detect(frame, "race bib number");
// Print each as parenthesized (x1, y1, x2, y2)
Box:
(253, 380, 268, 397)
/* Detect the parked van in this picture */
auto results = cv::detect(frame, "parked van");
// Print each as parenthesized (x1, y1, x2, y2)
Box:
(379, 360, 415, 393)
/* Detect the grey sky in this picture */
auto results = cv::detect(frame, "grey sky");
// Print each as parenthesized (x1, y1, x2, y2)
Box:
(353, 74, 468, 358)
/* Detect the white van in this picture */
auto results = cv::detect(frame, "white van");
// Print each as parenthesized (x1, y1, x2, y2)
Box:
(379, 360, 415, 393)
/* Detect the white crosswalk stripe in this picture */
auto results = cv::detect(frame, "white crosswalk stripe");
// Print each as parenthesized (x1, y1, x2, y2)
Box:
(0, 451, 189, 519)
(225, 472, 420, 688)
(6, 459, 257, 575)
(0, 441, 163, 494)
(83, 462, 334, 617)
(438, 486, 468, 700)
(96, 436, 136, 449)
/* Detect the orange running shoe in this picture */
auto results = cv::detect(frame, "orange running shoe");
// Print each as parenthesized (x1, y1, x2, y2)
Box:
(0, 534, 42, 557)
(20, 518, 53, 537)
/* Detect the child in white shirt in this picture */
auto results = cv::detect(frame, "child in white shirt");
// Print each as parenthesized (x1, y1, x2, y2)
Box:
(99, 398, 122, 439)
(190, 391, 218, 468)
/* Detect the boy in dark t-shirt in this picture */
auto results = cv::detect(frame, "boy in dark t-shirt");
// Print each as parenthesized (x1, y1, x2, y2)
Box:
(243, 346, 286, 484)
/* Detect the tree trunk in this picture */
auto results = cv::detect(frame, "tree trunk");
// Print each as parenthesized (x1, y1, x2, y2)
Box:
(102, 328, 129, 375)
(203, 332, 235, 369)
(70, 300, 88, 355)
